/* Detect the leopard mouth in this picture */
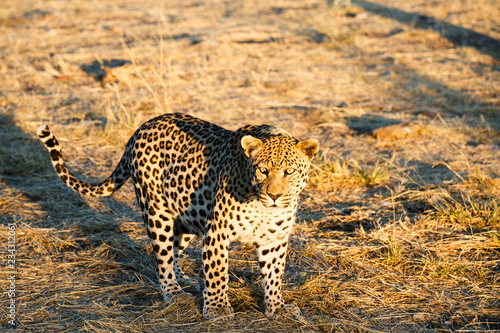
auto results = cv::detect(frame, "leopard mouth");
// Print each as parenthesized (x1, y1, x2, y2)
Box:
(261, 198, 288, 209)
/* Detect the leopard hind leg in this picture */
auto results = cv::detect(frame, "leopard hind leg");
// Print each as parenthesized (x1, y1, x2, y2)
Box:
(173, 233, 200, 293)
(134, 183, 186, 302)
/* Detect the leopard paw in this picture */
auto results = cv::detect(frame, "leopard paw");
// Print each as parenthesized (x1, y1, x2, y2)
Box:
(163, 290, 193, 303)
(266, 304, 301, 320)
(203, 305, 235, 320)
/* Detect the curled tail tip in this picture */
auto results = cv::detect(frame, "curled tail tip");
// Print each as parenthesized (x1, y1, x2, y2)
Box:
(37, 124, 51, 139)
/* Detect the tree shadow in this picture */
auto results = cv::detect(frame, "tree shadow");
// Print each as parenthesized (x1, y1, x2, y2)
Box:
(345, 114, 400, 135)
(333, 51, 499, 135)
(370, 61, 499, 133)
(352, 0, 500, 61)
(294, 4, 499, 140)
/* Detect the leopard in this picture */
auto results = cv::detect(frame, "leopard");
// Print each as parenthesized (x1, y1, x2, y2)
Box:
(37, 113, 319, 320)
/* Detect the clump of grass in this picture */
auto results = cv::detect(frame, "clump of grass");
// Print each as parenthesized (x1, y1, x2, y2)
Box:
(464, 167, 500, 199)
(431, 193, 499, 229)
(350, 159, 393, 186)
(380, 242, 402, 266)
(435, 260, 470, 279)
(309, 152, 353, 190)
(418, 256, 474, 279)
(310, 150, 394, 189)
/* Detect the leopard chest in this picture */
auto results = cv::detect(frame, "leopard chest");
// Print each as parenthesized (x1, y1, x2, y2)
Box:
(227, 201, 298, 245)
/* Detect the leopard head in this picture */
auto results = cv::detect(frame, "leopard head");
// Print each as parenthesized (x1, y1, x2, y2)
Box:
(241, 134, 319, 209)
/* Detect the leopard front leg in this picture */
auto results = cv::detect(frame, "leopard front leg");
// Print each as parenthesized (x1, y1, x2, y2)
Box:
(201, 223, 234, 320)
(257, 241, 300, 320)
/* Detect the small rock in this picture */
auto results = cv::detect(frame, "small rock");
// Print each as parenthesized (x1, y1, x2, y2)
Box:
(413, 313, 427, 321)
(346, 12, 368, 19)
(476, 144, 499, 151)
(317, 122, 350, 131)
(416, 109, 439, 118)
(348, 307, 361, 314)
(372, 121, 420, 140)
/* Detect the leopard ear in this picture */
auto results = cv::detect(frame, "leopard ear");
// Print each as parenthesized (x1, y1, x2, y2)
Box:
(296, 139, 319, 161)
(241, 135, 263, 158)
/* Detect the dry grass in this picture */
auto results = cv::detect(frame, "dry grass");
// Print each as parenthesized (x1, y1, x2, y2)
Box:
(1, 0, 499, 332)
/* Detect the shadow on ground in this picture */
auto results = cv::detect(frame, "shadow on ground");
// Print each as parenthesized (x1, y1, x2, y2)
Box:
(352, 0, 500, 61)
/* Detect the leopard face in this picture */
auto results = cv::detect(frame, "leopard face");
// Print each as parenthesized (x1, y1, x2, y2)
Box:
(241, 135, 319, 209)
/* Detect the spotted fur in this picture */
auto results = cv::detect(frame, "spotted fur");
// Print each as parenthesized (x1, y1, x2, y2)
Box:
(37, 113, 319, 320)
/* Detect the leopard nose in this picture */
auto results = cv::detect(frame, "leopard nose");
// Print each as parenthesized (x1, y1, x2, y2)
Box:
(267, 192, 282, 201)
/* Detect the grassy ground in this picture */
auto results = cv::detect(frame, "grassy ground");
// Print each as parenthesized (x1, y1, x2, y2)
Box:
(1, 0, 499, 332)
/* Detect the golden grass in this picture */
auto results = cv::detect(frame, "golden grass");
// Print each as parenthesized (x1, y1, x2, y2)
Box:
(1, 0, 499, 332)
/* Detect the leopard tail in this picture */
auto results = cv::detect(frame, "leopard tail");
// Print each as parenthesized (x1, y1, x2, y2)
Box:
(37, 124, 130, 197)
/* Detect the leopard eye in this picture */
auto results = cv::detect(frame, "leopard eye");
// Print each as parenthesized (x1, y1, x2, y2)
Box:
(258, 167, 268, 175)
(284, 168, 295, 175)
